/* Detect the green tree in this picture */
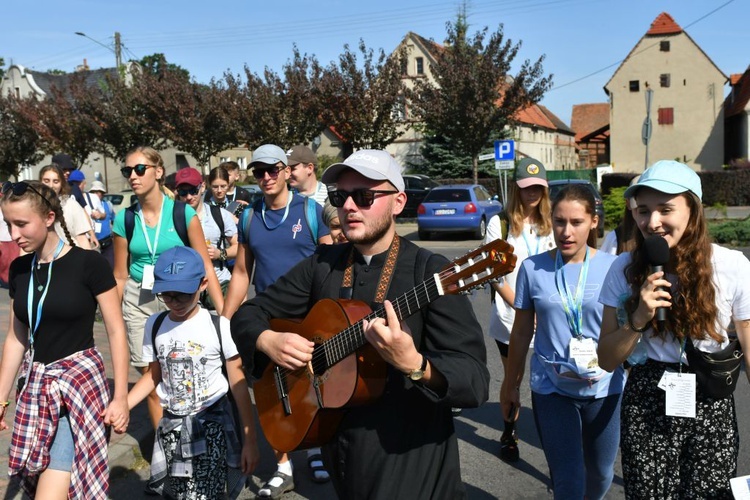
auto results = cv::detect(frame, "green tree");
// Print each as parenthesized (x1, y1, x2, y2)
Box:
(160, 73, 243, 168)
(318, 40, 408, 157)
(31, 74, 104, 167)
(139, 53, 190, 81)
(235, 47, 325, 150)
(0, 95, 43, 177)
(412, 11, 552, 182)
(0, 57, 5, 80)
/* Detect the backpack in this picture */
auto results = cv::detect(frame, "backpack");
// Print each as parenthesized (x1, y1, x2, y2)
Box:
(239, 195, 319, 245)
(150, 311, 242, 436)
(124, 200, 191, 248)
(495, 211, 509, 241)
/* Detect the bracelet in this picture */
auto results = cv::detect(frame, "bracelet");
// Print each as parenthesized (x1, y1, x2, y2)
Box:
(627, 314, 649, 333)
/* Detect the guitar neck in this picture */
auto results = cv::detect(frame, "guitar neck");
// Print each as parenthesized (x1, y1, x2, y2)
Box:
(323, 274, 443, 367)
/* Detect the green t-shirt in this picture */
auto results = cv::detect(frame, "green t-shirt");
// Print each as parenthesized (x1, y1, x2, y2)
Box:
(113, 195, 196, 283)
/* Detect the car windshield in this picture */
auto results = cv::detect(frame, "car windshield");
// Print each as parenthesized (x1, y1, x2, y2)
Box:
(424, 189, 471, 203)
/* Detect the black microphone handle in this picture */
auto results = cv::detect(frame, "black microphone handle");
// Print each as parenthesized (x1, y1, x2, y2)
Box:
(650, 264, 667, 325)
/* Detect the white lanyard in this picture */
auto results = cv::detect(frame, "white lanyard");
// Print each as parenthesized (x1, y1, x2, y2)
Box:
(27, 238, 65, 347)
(261, 191, 293, 230)
(137, 195, 165, 264)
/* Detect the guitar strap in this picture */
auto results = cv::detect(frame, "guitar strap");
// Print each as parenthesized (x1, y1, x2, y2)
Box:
(340, 234, 400, 303)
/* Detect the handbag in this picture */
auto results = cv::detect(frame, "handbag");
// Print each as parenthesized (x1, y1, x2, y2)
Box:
(684, 336, 744, 399)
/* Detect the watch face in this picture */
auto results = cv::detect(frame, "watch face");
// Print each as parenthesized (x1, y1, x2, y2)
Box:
(409, 369, 425, 381)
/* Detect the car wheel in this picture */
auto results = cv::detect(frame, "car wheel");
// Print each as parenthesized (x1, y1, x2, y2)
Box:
(418, 230, 431, 241)
(473, 217, 487, 239)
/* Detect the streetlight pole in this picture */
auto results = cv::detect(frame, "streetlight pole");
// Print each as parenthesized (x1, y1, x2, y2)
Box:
(74, 31, 122, 73)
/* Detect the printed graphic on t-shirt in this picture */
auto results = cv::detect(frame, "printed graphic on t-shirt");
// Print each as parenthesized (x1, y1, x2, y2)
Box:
(157, 339, 211, 415)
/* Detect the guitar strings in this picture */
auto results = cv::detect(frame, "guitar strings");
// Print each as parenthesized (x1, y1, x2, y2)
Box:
(279, 249, 502, 376)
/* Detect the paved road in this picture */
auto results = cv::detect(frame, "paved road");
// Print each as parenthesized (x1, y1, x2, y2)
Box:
(0, 225, 748, 499)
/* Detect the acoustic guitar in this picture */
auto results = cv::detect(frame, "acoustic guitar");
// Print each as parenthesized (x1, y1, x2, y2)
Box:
(254, 239, 517, 452)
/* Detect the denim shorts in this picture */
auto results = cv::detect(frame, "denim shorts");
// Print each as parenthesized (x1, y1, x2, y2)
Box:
(48, 412, 74, 472)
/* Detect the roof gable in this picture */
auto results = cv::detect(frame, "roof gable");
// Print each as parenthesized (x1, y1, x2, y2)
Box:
(605, 12, 727, 93)
(571, 103, 609, 142)
(725, 67, 750, 118)
(515, 103, 574, 136)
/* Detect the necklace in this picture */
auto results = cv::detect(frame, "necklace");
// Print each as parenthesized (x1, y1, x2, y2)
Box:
(36, 239, 62, 270)
(33, 265, 46, 292)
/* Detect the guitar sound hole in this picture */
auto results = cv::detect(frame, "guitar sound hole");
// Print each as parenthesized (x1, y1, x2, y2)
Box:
(311, 345, 329, 376)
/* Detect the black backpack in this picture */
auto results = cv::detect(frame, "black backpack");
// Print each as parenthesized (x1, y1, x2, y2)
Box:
(124, 200, 191, 248)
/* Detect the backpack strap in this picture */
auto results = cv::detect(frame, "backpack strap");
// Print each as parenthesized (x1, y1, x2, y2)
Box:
(124, 205, 137, 245)
(172, 200, 191, 246)
(240, 199, 261, 246)
(497, 211, 509, 240)
(303, 196, 319, 244)
(150, 311, 171, 354)
(209, 205, 226, 251)
(125, 200, 191, 248)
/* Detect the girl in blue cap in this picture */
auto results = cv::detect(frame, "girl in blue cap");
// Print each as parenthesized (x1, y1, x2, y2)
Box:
(598, 160, 750, 498)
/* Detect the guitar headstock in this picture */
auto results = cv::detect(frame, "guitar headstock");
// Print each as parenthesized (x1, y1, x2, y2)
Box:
(438, 239, 517, 295)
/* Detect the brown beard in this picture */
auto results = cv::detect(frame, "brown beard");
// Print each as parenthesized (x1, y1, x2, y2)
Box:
(343, 202, 394, 247)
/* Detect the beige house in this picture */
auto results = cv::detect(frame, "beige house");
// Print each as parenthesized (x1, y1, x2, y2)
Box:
(605, 12, 727, 172)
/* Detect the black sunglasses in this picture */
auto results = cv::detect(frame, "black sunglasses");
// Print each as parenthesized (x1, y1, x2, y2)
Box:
(120, 164, 154, 178)
(328, 189, 399, 208)
(156, 291, 195, 303)
(2, 181, 52, 208)
(177, 186, 201, 197)
(252, 165, 286, 180)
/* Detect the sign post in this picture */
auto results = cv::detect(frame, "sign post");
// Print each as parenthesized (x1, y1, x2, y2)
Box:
(494, 140, 515, 206)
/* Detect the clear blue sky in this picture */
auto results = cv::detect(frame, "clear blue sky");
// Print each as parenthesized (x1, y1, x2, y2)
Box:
(3, 0, 747, 125)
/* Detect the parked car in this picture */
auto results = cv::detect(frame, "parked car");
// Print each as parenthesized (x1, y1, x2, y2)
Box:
(417, 184, 503, 240)
(103, 189, 136, 214)
(400, 174, 441, 218)
(547, 179, 605, 237)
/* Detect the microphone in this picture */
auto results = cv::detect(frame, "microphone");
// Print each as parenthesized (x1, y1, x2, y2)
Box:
(643, 236, 670, 331)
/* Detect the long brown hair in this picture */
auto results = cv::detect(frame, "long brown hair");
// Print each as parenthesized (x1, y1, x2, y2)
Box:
(624, 192, 720, 342)
(39, 164, 71, 196)
(0, 180, 75, 246)
(505, 182, 552, 238)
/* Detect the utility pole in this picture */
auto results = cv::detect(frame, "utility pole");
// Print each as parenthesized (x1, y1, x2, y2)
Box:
(114, 32, 122, 72)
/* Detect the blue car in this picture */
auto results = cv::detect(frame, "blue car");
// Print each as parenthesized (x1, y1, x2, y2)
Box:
(417, 184, 503, 240)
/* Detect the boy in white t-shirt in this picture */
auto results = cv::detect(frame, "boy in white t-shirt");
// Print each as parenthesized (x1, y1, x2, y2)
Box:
(127, 246, 259, 499)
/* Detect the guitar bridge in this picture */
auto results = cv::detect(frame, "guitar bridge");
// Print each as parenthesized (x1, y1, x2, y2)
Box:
(274, 366, 292, 416)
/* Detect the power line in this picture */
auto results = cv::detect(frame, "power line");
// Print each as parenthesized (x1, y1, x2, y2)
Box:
(549, 0, 736, 93)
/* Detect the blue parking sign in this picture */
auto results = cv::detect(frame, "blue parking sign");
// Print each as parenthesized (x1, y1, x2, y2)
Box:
(494, 140, 514, 161)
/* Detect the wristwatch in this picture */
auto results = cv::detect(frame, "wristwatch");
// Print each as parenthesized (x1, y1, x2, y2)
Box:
(407, 356, 428, 381)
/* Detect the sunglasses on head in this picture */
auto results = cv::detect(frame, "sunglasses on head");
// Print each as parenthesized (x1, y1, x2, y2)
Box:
(328, 189, 399, 208)
(2, 181, 52, 208)
(120, 164, 154, 178)
(177, 186, 201, 197)
(252, 165, 286, 180)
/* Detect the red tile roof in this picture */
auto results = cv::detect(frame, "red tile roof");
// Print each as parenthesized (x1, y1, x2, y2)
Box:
(646, 12, 682, 36)
(725, 68, 750, 118)
(571, 103, 609, 142)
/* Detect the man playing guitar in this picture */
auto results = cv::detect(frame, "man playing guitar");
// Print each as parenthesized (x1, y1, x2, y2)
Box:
(231, 149, 491, 499)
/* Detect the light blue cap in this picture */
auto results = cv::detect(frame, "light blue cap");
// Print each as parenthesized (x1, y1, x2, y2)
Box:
(250, 144, 288, 167)
(623, 160, 702, 201)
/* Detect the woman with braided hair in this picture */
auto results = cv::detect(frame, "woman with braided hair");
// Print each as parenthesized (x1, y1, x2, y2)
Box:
(40, 163, 97, 250)
(0, 180, 129, 498)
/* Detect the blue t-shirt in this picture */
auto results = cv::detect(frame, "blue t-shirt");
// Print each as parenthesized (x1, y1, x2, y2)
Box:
(515, 249, 625, 398)
(113, 196, 196, 283)
(239, 193, 329, 294)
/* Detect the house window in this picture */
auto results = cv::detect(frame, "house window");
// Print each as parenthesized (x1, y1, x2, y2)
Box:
(629, 80, 640, 92)
(658, 107, 674, 125)
(660, 41, 670, 52)
(236, 157, 247, 170)
(416, 57, 424, 75)
(660, 74, 671, 88)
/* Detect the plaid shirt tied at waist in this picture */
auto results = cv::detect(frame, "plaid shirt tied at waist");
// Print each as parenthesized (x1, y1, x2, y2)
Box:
(8, 347, 111, 499)
(149, 395, 245, 498)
